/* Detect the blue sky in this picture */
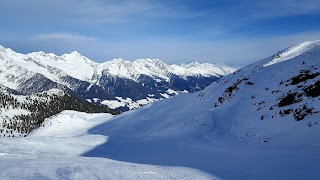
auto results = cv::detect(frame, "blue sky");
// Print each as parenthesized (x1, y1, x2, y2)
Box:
(1, 0, 320, 65)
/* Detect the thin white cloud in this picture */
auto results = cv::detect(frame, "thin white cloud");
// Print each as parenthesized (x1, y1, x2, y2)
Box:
(32, 33, 96, 41)
(0, 0, 203, 26)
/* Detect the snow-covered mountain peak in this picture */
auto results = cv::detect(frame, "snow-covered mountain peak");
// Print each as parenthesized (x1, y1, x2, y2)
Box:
(36, 51, 46, 56)
(61, 51, 95, 63)
(108, 58, 130, 64)
(27, 51, 57, 60)
(60, 50, 82, 57)
(0, 47, 97, 83)
(96, 57, 236, 82)
(134, 58, 164, 64)
(133, 58, 169, 70)
(0, 46, 17, 56)
(181, 61, 201, 67)
(69, 50, 81, 55)
(0, 45, 5, 50)
(169, 62, 235, 78)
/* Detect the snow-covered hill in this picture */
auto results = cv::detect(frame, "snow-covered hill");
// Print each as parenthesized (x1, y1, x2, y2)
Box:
(0, 45, 235, 110)
(0, 87, 116, 137)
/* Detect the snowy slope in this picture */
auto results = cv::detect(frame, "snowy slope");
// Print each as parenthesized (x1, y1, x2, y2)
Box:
(0, 111, 214, 179)
(80, 41, 319, 178)
(30, 110, 113, 138)
(0, 45, 236, 110)
(264, 41, 320, 67)
(0, 87, 116, 137)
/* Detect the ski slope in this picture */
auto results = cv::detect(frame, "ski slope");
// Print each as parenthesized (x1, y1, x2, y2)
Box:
(0, 111, 214, 179)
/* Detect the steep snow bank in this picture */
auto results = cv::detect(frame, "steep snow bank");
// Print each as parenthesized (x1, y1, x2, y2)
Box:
(264, 40, 320, 66)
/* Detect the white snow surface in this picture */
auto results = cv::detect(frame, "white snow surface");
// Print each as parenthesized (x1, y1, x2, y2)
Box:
(264, 40, 320, 67)
(101, 96, 158, 110)
(29, 111, 113, 138)
(0, 111, 214, 180)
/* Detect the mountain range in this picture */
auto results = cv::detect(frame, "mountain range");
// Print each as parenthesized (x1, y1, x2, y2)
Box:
(0, 46, 235, 111)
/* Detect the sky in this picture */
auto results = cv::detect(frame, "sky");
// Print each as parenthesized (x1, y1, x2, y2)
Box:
(0, 0, 320, 66)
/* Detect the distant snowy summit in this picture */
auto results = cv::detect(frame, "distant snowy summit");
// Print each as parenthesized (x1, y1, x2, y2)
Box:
(97, 58, 234, 82)
(0, 45, 236, 111)
(0, 46, 234, 83)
